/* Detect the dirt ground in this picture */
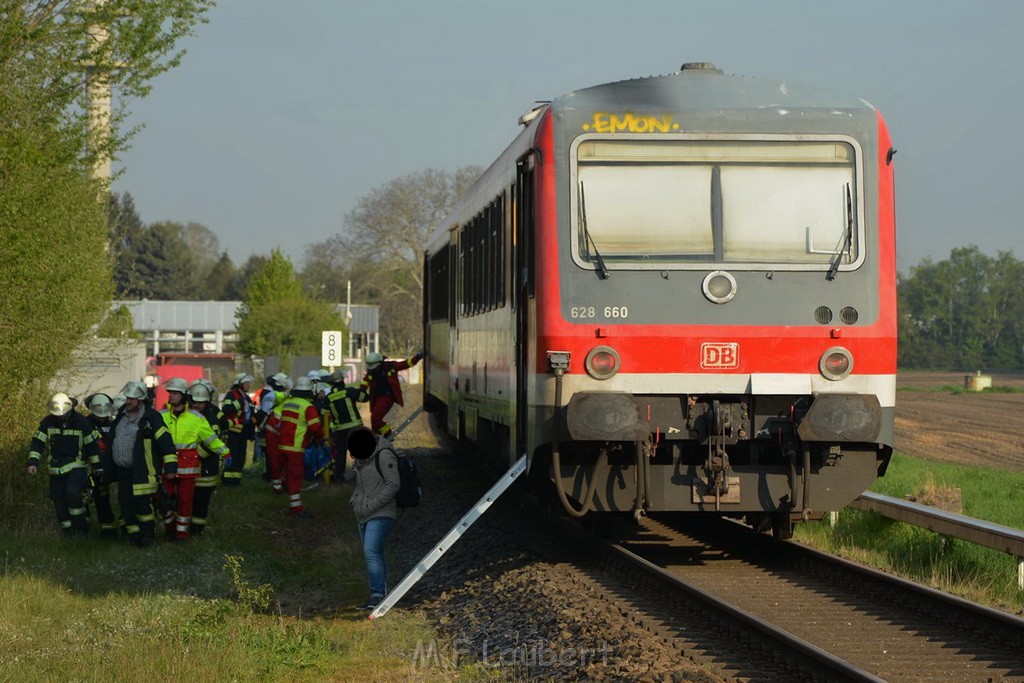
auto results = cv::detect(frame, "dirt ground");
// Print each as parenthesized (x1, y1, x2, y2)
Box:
(895, 371, 1024, 472)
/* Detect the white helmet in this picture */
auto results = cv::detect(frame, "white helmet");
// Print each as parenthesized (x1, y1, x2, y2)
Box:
(293, 376, 314, 392)
(85, 393, 113, 418)
(122, 381, 147, 400)
(280, 376, 294, 392)
(188, 383, 212, 403)
(112, 394, 127, 412)
(234, 373, 254, 386)
(164, 377, 189, 394)
(366, 352, 383, 369)
(306, 370, 321, 381)
(49, 392, 73, 417)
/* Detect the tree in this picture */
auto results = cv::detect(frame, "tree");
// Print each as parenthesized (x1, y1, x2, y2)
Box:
(203, 251, 240, 300)
(236, 297, 345, 373)
(131, 221, 193, 299)
(0, 0, 214, 511)
(242, 248, 302, 313)
(108, 191, 145, 297)
(302, 166, 481, 354)
(898, 246, 1024, 369)
(237, 249, 343, 371)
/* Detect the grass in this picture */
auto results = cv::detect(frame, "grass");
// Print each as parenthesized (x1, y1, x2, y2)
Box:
(897, 384, 1024, 394)
(0, 448, 496, 683)
(795, 452, 1024, 611)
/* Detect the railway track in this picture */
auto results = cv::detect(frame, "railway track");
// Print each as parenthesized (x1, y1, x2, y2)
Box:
(596, 514, 1024, 681)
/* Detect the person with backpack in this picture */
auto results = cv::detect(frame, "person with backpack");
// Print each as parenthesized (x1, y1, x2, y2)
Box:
(346, 427, 400, 610)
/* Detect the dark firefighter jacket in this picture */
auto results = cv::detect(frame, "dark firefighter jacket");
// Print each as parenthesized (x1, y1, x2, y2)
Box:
(28, 413, 101, 475)
(357, 355, 421, 408)
(327, 385, 363, 432)
(108, 406, 178, 495)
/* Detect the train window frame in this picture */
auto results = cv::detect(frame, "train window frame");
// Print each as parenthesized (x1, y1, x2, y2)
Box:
(568, 134, 866, 273)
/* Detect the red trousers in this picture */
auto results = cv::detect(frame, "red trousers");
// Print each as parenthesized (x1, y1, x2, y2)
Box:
(282, 449, 305, 513)
(163, 476, 196, 540)
(370, 395, 396, 436)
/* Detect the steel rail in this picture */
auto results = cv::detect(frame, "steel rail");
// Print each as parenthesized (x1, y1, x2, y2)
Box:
(604, 539, 885, 682)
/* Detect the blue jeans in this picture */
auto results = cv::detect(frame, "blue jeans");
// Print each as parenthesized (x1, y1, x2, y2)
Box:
(358, 516, 396, 598)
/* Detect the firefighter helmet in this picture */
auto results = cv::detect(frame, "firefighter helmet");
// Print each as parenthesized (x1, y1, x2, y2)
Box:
(122, 381, 147, 400)
(365, 352, 383, 369)
(234, 373, 254, 386)
(112, 394, 127, 412)
(329, 369, 347, 385)
(188, 383, 212, 403)
(85, 393, 113, 418)
(164, 377, 189, 394)
(49, 392, 73, 417)
(293, 376, 314, 393)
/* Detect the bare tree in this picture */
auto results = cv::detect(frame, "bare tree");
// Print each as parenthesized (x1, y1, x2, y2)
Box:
(303, 166, 481, 354)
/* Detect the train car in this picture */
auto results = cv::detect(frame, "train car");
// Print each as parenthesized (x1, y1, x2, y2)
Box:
(422, 62, 896, 538)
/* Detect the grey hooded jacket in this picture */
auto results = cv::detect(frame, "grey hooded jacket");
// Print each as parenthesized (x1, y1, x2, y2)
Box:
(348, 435, 400, 523)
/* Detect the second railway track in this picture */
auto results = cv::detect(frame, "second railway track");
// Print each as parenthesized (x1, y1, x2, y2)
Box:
(606, 514, 1024, 681)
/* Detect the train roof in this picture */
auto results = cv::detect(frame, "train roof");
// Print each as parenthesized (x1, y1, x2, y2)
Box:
(551, 62, 877, 114)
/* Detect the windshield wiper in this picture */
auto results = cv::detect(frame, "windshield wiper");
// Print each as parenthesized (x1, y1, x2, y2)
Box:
(578, 182, 609, 279)
(826, 183, 853, 281)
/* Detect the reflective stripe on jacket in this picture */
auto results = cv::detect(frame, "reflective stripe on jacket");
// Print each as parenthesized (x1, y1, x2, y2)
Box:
(327, 386, 362, 431)
(276, 396, 323, 454)
(162, 408, 228, 477)
(28, 414, 101, 474)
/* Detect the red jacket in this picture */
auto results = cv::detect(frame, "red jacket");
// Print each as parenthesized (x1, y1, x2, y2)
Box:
(358, 355, 420, 407)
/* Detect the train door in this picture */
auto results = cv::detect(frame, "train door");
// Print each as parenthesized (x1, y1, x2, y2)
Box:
(513, 154, 536, 463)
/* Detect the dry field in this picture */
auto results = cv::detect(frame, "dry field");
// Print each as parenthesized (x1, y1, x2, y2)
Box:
(895, 371, 1024, 472)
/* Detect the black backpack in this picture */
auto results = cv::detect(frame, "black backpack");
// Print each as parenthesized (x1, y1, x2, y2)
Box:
(375, 448, 421, 509)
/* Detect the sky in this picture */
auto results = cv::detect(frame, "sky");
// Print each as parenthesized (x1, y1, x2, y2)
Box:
(114, 0, 1024, 274)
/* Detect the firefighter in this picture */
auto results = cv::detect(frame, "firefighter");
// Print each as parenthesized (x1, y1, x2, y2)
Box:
(221, 373, 255, 486)
(187, 381, 227, 537)
(275, 376, 324, 517)
(83, 393, 120, 539)
(264, 374, 292, 493)
(161, 377, 229, 541)
(108, 381, 176, 547)
(256, 372, 289, 483)
(326, 369, 363, 480)
(357, 351, 423, 437)
(27, 393, 101, 536)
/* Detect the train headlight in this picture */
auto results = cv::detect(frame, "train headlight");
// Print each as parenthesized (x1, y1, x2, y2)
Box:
(585, 345, 620, 380)
(819, 346, 854, 381)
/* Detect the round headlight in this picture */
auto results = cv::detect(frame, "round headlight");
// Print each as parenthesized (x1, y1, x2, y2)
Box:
(585, 345, 620, 380)
(702, 270, 737, 304)
(819, 346, 854, 380)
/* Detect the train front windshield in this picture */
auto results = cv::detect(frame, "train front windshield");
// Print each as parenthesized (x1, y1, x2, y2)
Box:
(572, 138, 862, 271)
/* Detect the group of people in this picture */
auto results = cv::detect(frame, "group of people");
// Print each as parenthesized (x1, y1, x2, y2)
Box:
(27, 351, 423, 610)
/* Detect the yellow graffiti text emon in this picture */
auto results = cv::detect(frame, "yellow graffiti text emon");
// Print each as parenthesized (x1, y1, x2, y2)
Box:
(583, 112, 679, 133)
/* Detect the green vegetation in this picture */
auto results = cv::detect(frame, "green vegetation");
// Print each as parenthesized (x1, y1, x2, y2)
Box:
(899, 246, 1024, 369)
(235, 249, 346, 373)
(896, 384, 1024, 394)
(0, 466, 475, 682)
(796, 453, 1024, 610)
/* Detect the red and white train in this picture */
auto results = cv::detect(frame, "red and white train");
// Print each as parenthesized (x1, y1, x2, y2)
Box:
(422, 63, 896, 538)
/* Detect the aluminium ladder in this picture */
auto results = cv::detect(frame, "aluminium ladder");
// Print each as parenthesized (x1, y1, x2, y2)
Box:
(369, 455, 528, 619)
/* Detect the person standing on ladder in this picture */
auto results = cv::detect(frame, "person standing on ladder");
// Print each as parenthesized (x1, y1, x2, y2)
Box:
(357, 351, 423, 438)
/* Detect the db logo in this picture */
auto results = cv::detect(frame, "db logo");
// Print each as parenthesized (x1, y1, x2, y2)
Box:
(700, 342, 739, 369)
